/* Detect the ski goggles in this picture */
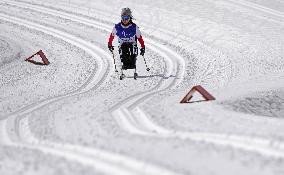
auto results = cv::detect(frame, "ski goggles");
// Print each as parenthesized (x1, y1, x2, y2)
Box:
(121, 15, 130, 21)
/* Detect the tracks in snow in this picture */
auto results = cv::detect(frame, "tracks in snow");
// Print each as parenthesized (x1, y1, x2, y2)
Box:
(13, 0, 284, 159)
(0, 13, 111, 119)
(0, 10, 182, 175)
(227, 0, 284, 20)
(2, 117, 179, 175)
(0, 3, 183, 175)
(111, 40, 185, 135)
(1, 2, 284, 174)
(1, 0, 186, 138)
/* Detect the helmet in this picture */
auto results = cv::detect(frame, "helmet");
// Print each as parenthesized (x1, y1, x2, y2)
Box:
(121, 7, 133, 19)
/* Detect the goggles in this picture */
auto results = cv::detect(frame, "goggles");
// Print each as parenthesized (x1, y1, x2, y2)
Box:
(121, 15, 130, 21)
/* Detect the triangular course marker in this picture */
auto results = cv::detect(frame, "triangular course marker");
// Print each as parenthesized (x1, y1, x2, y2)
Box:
(25, 50, 50, 65)
(180, 85, 215, 103)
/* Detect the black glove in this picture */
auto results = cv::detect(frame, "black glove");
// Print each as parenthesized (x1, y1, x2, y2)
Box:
(140, 47, 145, 56)
(108, 45, 114, 52)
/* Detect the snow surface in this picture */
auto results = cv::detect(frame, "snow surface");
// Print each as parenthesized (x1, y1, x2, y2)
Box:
(0, 0, 284, 174)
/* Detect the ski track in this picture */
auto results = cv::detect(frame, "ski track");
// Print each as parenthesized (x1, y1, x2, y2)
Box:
(226, 0, 284, 20)
(0, 5, 184, 175)
(1, 0, 187, 137)
(1, 116, 179, 175)
(1, 2, 284, 174)
(3, 0, 198, 50)
(3, 0, 284, 160)
(10, 0, 284, 159)
(4, 0, 236, 89)
(0, 10, 112, 119)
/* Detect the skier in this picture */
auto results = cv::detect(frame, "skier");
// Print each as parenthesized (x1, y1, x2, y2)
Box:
(107, 7, 146, 80)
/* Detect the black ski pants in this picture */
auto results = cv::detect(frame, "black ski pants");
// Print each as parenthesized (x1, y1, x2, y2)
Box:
(119, 43, 138, 69)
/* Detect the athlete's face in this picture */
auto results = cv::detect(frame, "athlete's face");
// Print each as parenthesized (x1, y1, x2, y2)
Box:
(121, 15, 130, 25)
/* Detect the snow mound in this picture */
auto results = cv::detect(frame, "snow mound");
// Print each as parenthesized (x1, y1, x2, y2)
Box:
(0, 36, 21, 66)
(222, 90, 284, 118)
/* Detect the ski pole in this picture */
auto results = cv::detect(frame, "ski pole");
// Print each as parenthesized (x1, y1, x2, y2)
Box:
(111, 51, 118, 72)
(142, 55, 150, 71)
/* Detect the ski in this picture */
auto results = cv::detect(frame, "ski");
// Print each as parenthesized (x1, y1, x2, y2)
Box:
(120, 73, 126, 80)
(134, 72, 138, 80)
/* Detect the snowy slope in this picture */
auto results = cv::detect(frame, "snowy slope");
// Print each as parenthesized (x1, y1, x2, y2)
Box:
(0, 0, 284, 175)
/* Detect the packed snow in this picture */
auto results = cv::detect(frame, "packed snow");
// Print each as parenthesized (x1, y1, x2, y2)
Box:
(0, 0, 284, 174)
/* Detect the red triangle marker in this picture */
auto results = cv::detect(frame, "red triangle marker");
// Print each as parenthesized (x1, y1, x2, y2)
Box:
(180, 85, 215, 103)
(25, 50, 50, 65)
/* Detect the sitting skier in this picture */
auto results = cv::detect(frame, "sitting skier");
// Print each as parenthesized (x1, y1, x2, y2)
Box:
(107, 7, 145, 73)
(119, 42, 138, 69)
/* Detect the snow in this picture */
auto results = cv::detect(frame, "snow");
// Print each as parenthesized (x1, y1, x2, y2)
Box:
(0, 0, 284, 174)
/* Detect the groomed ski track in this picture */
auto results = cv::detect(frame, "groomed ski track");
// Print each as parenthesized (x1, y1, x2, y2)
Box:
(1, 0, 284, 164)
(1, 0, 284, 174)
(227, 0, 284, 20)
(0, 5, 183, 175)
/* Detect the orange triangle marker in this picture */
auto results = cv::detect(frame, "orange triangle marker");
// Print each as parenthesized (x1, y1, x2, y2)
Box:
(25, 50, 50, 65)
(180, 85, 215, 103)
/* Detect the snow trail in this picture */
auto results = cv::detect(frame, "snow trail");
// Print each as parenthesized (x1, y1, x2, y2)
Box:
(227, 0, 284, 19)
(3, 0, 284, 160)
(1, 118, 177, 175)
(0, 11, 183, 175)
(0, 12, 110, 119)
(1, 2, 284, 175)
